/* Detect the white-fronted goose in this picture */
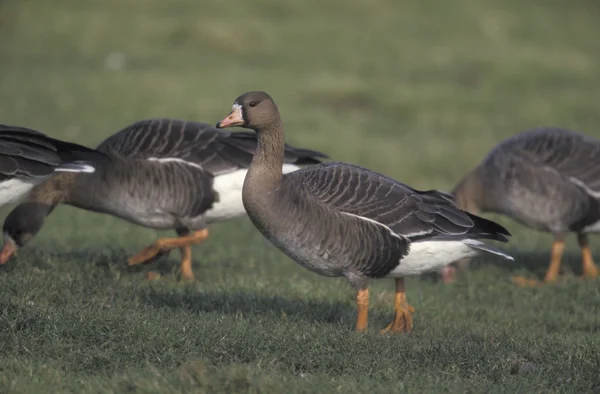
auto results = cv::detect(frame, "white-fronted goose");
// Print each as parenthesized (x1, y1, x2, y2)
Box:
(0, 119, 327, 279)
(0, 124, 106, 209)
(216, 91, 513, 333)
(451, 127, 600, 286)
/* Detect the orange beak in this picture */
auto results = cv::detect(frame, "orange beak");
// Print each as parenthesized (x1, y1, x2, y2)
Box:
(216, 105, 244, 129)
(0, 236, 17, 265)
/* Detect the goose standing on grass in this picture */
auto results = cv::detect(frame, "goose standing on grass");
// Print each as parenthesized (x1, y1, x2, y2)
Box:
(0, 124, 106, 209)
(449, 127, 600, 287)
(216, 91, 513, 333)
(0, 119, 327, 279)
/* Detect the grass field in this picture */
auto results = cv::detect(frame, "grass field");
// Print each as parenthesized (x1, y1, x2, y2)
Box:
(1, 0, 600, 392)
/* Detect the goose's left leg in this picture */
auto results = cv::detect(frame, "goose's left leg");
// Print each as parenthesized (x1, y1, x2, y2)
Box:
(578, 233, 598, 279)
(381, 278, 415, 334)
(355, 287, 369, 332)
(145, 244, 193, 281)
(440, 258, 472, 284)
(440, 265, 457, 284)
(178, 244, 194, 280)
(128, 228, 209, 280)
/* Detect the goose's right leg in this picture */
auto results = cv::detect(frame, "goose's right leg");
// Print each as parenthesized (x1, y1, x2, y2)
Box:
(441, 258, 471, 284)
(543, 236, 565, 282)
(380, 278, 415, 334)
(128, 228, 209, 280)
(578, 233, 598, 279)
(178, 243, 194, 280)
(513, 234, 565, 287)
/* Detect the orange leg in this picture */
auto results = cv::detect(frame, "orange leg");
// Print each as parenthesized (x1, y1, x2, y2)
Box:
(544, 237, 565, 282)
(128, 229, 209, 280)
(441, 258, 472, 284)
(441, 266, 457, 284)
(355, 288, 369, 332)
(179, 245, 194, 280)
(578, 233, 598, 279)
(513, 236, 565, 287)
(380, 278, 415, 334)
(146, 271, 162, 281)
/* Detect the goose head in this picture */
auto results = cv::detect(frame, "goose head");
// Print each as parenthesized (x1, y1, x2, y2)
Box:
(216, 91, 280, 132)
(0, 203, 50, 264)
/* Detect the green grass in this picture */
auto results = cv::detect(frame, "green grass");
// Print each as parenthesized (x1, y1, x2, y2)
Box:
(1, 0, 600, 392)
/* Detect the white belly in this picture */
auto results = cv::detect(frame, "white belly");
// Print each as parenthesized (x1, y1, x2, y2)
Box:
(582, 220, 600, 233)
(386, 240, 479, 277)
(204, 164, 300, 223)
(0, 178, 39, 208)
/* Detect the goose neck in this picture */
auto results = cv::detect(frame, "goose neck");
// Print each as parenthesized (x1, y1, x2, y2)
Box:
(245, 122, 286, 191)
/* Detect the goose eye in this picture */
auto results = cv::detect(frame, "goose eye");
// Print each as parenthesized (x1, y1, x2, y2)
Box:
(249, 101, 257, 108)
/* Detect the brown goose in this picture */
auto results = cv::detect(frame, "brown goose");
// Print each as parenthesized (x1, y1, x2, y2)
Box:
(0, 119, 327, 279)
(216, 91, 513, 333)
(450, 127, 600, 286)
(0, 124, 106, 209)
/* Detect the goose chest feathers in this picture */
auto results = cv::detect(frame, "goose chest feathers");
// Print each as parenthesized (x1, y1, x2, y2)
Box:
(0, 119, 327, 279)
(451, 127, 600, 286)
(217, 91, 513, 333)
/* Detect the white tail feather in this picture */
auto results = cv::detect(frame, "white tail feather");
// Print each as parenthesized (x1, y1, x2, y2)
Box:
(55, 163, 96, 173)
(461, 239, 514, 261)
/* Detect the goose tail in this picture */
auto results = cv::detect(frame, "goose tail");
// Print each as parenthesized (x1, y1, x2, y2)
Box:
(461, 238, 514, 261)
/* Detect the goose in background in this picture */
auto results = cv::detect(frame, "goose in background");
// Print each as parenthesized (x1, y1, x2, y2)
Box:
(448, 127, 600, 286)
(216, 91, 513, 333)
(0, 124, 106, 209)
(0, 119, 327, 280)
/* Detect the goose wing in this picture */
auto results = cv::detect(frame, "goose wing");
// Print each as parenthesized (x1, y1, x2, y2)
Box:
(286, 162, 510, 242)
(98, 119, 327, 175)
(0, 125, 106, 180)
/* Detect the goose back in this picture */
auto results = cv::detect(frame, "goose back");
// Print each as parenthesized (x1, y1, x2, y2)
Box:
(96, 119, 324, 174)
(67, 119, 326, 229)
(461, 127, 600, 233)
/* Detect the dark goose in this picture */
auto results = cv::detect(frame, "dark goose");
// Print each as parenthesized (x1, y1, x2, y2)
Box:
(0, 119, 327, 280)
(450, 127, 600, 286)
(216, 91, 513, 333)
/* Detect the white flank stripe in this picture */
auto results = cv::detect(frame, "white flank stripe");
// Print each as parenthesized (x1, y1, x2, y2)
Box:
(339, 211, 435, 240)
(55, 164, 96, 173)
(558, 177, 600, 232)
(147, 157, 204, 170)
(339, 211, 407, 241)
(569, 176, 600, 198)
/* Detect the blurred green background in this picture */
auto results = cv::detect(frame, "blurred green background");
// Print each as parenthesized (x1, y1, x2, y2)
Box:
(1, 0, 599, 392)
(2, 0, 600, 252)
